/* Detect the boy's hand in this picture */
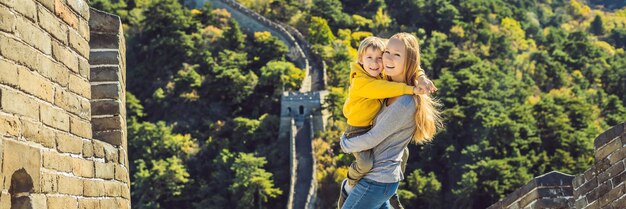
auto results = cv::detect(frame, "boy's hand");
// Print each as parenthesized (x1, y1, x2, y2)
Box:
(414, 75, 437, 95)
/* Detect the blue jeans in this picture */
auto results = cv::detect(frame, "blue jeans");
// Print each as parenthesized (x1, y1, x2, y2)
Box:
(341, 178, 399, 209)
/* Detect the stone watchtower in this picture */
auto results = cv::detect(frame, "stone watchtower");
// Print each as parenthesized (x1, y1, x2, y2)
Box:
(0, 0, 129, 208)
(278, 91, 329, 139)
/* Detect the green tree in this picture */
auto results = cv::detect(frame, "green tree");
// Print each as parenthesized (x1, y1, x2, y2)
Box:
(128, 118, 198, 208)
(308, 16, 336, 45)
(311, 0, 352, 28)
(609, 28, 626, 49)
(590, 15, 605, 35)
(400, 169, 442, 209)
(223, 19, 246, 50)
(247, 31, 289, 69)
(229, 153, 283, 209)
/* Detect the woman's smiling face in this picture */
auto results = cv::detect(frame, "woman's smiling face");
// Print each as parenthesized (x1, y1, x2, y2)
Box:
(383, 38, 406, 81)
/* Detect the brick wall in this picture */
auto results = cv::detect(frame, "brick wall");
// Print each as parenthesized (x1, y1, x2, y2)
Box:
(0, 0, 129, 208)
(489, 123, 626, 209)
(571, 123, 626, 209)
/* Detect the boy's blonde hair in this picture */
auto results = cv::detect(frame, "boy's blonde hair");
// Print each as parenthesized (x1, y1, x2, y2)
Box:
(389, 33, 443, 144)
(357, 37, 386, 63)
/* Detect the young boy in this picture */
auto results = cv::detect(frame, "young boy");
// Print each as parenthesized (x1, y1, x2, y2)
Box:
(338, 37, 435, 208)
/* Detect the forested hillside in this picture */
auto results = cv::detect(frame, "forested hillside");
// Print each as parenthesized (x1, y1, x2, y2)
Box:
(90, 0, 626, 208)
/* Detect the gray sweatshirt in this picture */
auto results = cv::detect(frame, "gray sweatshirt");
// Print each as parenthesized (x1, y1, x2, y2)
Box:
(340, 95, 416, 183)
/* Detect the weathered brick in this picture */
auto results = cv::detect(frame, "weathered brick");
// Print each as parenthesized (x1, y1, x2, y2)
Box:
(121, 183, 130, 200)
(576, 177, 598, 199)
(15, 15, 52, 54)
(89, 8, 121, 33)
(599, 183, 626, 207)
(78, 198, 101, 209)
(93, 140, 105, 158)
(83, 179, 103, 197)
(118, 197, 130, 209)
(574, 174, 587, 189)
(18, 66, 54, 102)
(55, 87, 82, 116)
(0, 34, 40, 71)
(0, 191, 9, 209)
(598, 158, 613, 173)
(66, 0, 89, 19)
(38, 0, 54, 12)
(575, 197, 588, 209)
(78, 56, 89, 79)
(20, 118, 56, 148)
(90, 33, 120, 49)
(586, 199, 600, 209)
(47, 196, 77, 209)
(79, 96, 90, 119)
(613, 194, 626, 208)
(588, 180, 613, 203)
(92, 115, 122, 131)
(94, 130, 123, 146)
(103, 143, 118, 163)
(91, 83, 120, 100)
(599, 161, 625, 184)
(71, 157, 93, 178)
(0, 113, 20, 137)
(57, 131, 83, 154)
(58, 174, 84, 195)
(31, 193, 47, 209)
(4, 0, 36, 21)
(115, 164, 128, 183)
(89, 51, 120, 65)
(38, 57, 69, 87)
(70, 114, 91, 138)
(103, 181, 121, 197)
(597, 137, 622, 161)
(119, 148, 127, 165)
(40, 171, 58, 193)
(68, 73, 90, 98)
(40, 103, 70, 131)
(99, 198, 121, 209)
(95, 162, 115, 179)
(38, 4, 68, 43)
(90, 66, 121, 82)
(43, 151, 72, 172)
(0, 58, 18, 86)
(52, 40, 79, 73)
(77, 13, 90, 39)
(0, 4, 15, 32)
(609, 147, 626, 165)
(91, 100, 121, 116)
(83, 140, 93, 158)
(2, 140, 41, 191)
(614, 170, 626, 186)
(54, 0, 78, 29)
(69, 29, 89, 58)
(0, 87, 40, 120)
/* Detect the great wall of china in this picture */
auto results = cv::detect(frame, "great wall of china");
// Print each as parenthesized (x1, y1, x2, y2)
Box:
(188, 0, 330, 208)
(0, 0, 130, 208)
(4, 1, 624, 209)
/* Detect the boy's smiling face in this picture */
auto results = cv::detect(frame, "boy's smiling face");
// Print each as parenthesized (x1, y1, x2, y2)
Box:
(358, 47, 384, 77)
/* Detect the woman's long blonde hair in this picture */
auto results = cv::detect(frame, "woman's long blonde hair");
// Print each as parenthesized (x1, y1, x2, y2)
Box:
(390, 33, 443, 144)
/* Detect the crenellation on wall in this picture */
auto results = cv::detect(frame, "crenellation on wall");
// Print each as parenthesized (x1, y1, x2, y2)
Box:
(490, 123, 626, 209)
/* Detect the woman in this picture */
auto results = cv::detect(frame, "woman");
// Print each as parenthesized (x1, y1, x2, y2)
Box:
(339, 32, 443, 209)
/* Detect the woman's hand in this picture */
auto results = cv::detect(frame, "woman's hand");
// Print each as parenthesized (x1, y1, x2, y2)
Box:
(414, 75, 437, 95)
